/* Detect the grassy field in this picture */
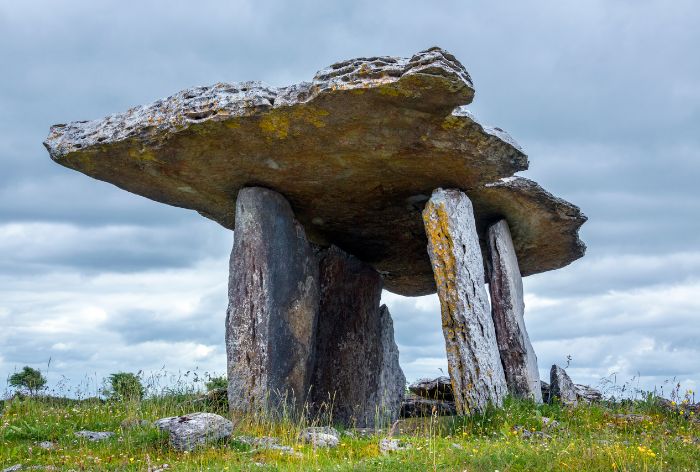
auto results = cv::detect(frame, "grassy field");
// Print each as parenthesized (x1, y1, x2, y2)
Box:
(1, 388, 698, 471)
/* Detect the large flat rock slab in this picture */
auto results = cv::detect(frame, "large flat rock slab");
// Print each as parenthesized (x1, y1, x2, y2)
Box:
(44, 47, 585, 296)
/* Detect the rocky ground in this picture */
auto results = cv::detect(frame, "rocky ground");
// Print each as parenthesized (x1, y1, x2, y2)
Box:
(1, 385, 698, 471)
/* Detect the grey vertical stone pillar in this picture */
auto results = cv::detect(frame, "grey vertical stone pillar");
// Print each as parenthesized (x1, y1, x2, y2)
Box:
(310, 246, 405, 427)
(226, 187, 320, 415)
(422, 188, 507, 414)
(487, 219, 542, 403)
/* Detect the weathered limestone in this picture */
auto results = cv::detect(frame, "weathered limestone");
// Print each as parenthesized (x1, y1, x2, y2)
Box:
(226, 187, 320, 414)
(422, 188, 507, 414)
(408, 376, 454, 401)
(487, 219, 542, 402)
(549, 365, 578, 406)
(154, 413, 233, 451)
(44, 47, 589, 424)
(45, 47, 587, 296)
(376, 304, 406, 422)
(311, 246, 405, 427)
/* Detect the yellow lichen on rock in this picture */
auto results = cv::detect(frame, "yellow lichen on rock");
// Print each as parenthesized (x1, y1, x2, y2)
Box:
(259, 113, 290, 139)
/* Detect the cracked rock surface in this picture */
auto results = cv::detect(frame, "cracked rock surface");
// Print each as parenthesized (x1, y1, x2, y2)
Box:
(44, 47, 585, 296)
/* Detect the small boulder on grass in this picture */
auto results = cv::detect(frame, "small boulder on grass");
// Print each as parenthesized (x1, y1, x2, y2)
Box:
(154, 412, 233, 452)
(379, 438, 411, 453)
(299, 427, 340, 448)
(74, 430, 115, 441)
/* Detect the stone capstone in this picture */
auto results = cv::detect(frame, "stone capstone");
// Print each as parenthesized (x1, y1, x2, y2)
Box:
(549, 365, 578, 406)
(423, 188, 507, 414)
(575, 384, 603, 403)
(226, 187, 320, 414)
(487, 219, 542, 402)
(44, 47, 586, 296)
(408, 376, 454, 401)
(154, 412, 233, 451)
(310, 245, 405, 427)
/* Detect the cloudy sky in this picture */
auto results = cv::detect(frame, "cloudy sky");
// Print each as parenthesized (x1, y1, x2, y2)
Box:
(1, 0, 698, 398)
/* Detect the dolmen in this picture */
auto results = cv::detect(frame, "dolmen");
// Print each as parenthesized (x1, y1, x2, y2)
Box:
(44, 47, 586, 425)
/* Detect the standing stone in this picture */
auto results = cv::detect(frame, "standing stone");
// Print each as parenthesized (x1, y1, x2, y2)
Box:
(487, 219, 542, 402)
(549, 365, 578, 406)
(422, 188, 507, 414)
(377, 304, 407, 423)
(310, 246, 405, 427)
(226, 187, 320, 415)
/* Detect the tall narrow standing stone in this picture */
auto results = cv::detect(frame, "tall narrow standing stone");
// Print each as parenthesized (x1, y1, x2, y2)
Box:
(226, 187, 319, 415)
(422, 188, 507, 414)
(310, 246, 405, 427)
(487, 219, 542, 403)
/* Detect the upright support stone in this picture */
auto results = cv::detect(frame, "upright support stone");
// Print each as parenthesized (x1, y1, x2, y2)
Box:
(487, 219, 542, 403)
(310, 246, 405, 427)
(422, 188, 507, 414)
(226, 187, 319, 415)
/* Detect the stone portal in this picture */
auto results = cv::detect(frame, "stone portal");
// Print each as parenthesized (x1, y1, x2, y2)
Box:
(44, 47, 588, 425)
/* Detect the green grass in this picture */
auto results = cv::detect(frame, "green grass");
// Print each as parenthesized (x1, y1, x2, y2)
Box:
(1, 392, 698, 471)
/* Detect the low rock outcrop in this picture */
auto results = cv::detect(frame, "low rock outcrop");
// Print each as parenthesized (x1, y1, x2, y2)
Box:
(400, 392, 457, 418)
(408, 376, 453, 401)
(299, 426, 340, 448)
(154, 412, 233, 451)
(74, 430, 114, 441)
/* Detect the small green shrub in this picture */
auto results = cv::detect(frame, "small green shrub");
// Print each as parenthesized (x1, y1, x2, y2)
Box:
(107, 372, 144, 401)
(205, 375, 228, 392)
(9, 366, 47, 395)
